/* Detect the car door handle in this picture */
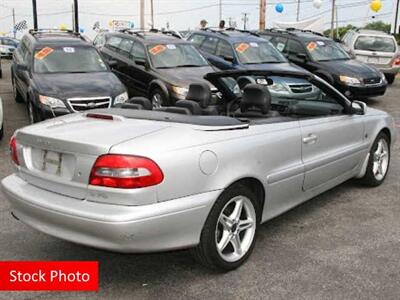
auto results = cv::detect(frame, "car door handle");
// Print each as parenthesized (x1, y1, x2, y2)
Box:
(303, 134, 318, 144)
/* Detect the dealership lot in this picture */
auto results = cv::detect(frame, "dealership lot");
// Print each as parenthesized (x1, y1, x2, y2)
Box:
(0, 59, 399, 299)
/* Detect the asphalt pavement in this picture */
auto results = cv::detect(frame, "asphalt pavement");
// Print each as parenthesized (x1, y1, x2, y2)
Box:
(0, 60, 399, 300)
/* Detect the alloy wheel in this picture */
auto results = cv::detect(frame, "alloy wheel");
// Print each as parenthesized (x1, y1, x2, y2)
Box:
(373, 138, 389, 181)
(215, 195, 256, 263)
(151, 93, 163, 109)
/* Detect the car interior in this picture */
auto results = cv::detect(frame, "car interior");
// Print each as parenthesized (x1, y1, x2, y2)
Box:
(114, 72, 348, 125)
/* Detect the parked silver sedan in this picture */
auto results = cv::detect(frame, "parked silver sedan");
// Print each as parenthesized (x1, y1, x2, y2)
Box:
(2, 69, 396, 271)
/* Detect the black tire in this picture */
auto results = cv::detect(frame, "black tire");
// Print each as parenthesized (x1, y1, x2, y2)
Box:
(0, 124, 3, 140)
(0, 68, 2, 79)
(192, 184, 260, 271)
(149, 88, 168, 108)
(27, 99, 41, 124)
(12, 75, 24, 103)
(359, 132, 390, 187)
(385, 74, 395, 85)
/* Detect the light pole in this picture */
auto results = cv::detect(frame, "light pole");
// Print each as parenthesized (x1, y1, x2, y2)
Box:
(73, 0, 79, 33)
(330, 0, 335, 38)
(296, 0, 300, 21)
(242, 12, 249, 30)
(32, 0, 38, 30)
(395, 0, 400, 34)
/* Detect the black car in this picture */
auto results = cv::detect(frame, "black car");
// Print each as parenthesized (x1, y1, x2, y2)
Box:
(94, 29, 216, 107)
(12, 29, 128, 123)
(259, 29, 388, 99)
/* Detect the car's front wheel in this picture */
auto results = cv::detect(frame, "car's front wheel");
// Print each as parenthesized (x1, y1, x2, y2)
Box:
(360, 132, 390, 186)
(385, 74, 396, 85)
(150, 88, 168, 109)
(27, 99, 41, 124)
(12, 75, 24, 103)
(192, 184, 260, 271)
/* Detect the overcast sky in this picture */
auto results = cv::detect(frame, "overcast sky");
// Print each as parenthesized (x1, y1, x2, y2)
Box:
(0, 0, 397, 38)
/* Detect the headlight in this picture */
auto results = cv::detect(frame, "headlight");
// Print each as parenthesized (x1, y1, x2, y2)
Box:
(171, 86, 189, 97)
(268, 83, 289, 94)
(339, 75, 361, 86)
(114, 92, 129, 105)
(38, 95, 66, 108)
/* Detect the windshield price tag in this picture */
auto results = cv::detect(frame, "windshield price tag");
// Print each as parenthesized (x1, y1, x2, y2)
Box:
(249, 42, 259, 48)
(276, 43, 285, 52)
(63, 47, 75, 53)
(166, 44, 176, 50)
(236, 43, 249, 53)
(307, 42, 317, 51)
(35, 47, 54, 60)
(149, 44, 166, 55)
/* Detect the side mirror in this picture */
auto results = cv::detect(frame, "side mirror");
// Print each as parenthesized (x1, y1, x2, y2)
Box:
(16, 63, 28, 71)
(296, 53, 308, 62)
(222, 55, 234, 63)
(351, 100, 367, 115)
(107, 60, 118, 68)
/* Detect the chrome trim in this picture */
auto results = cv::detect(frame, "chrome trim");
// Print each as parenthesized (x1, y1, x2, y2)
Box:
(67, 96, 112, 112)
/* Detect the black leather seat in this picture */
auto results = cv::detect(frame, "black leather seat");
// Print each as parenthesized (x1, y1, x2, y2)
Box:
(117, 97, 153, 110)
(236, 84, 280, 118)
(176, 83, 217, 115)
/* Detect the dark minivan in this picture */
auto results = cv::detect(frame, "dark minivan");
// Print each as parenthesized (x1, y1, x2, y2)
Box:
(94, 29, 216, 108)
(12, 29, 127, 123)
(259, 29, 387, 99)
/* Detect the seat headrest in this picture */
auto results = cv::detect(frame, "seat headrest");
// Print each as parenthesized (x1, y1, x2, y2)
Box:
(175, 100, 203, 115)
(185, 82, 211, 109)
(240, 84, 271, 114)
(128, 97, 153, 110)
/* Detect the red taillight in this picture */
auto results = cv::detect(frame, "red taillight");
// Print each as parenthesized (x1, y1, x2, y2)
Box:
(9, 136, 19, 166)
(393, 57, 400, 66)
(89, 154, 164, 189)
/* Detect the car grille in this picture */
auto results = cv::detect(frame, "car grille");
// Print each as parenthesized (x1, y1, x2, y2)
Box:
(363, 77, 382, 85)
(289, 84, 313, 94)
(67, 97, 111, 112)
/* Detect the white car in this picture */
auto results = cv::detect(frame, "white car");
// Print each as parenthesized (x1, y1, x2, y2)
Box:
(0, 97, 3, 140)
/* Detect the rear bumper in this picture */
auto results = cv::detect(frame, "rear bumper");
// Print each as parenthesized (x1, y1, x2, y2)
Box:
(1, 174, 219, 252)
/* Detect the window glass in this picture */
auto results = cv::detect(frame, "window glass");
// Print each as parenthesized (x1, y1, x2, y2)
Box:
(148, 44, 208, 68)
(269, 36, 288, 53)
(118, 38, 134, 57)
(354, 36, 396, 53)
(106, 36, 122, 50)
(305, 40, 350, 61)
(216, 40, 234, 58)
(287, 39, 306, 56)
(201, 37, 219, 54)
(33, 46, 108, 73)
(188, 34, 206, 47)
(93, 33, 106, 47)
(234, 41, 286, 64)
(131, 42, 146, 61)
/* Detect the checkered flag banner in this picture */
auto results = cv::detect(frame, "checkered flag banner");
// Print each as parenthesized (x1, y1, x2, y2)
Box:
(14, 20, 27, 32)
(92, 21, 100, 31)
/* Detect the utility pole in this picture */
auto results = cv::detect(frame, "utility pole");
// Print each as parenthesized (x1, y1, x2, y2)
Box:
(394, 0, 400, 34)
(140, 0, 145, 30)
(296, 0, 300, 21)
(150, 0, 154, 29)
(242, 13, 249, 30)
(259, 0, 266, 31)
(219, 0, 222, 22)
(12, 8, 16, 38)
(73, 0, 79, 32)
(335, 6, 339, 38)
(330, 0, 335, 38)
(32, 0, 38, 30)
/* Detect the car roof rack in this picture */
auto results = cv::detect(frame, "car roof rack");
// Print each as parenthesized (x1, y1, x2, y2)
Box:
(149, 28, 182, 39)
(286, 28, 324, 37)
(225, 27, 260, 37)
(119, 28, 146, 38)
(119, 28, 181, 39)
(29, 28, 85, 40)
(262, 28, 295, 35)
(200, 27, 229, 36)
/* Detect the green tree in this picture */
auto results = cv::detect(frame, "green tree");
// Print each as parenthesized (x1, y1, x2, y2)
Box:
(364, 21, 391, 33)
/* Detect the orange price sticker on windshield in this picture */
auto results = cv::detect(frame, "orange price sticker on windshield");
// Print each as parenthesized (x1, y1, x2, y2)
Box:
(35, 47, 54, 60)
(236, 43, 250, 53)
(307, 42, 317, 51)
(149, 44, 166, 55)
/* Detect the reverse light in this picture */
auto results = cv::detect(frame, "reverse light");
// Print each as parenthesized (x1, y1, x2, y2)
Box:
(89, 154, 164, 189)
(9, 135, 19, 166)
(39, 95, 66, 108)
(339, 75, 361, 86)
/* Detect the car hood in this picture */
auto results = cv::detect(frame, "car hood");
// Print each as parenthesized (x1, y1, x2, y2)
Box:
(317, 59, 381, 78)
(156, 66, 216, 87)
(239, 62, 307, 73)
(33, 72, 124, 99)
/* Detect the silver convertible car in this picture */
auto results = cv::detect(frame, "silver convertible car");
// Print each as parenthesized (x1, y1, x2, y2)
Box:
(2, 69, 396, 271)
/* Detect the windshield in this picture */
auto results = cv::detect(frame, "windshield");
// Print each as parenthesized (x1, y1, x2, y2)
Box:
(306, 41, 350, 61)
(148, 43, 209, 68)
(234, 41, 286, 64)
(33, 46, 108, 73)
(354, 36, 396, 53)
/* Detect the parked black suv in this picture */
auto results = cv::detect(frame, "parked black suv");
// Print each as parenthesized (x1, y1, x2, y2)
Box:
(187, 28, 303, 72)
(94, 29, 216, 107)
(259, 29, 387, 99)
(12, 29, 127, 123)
